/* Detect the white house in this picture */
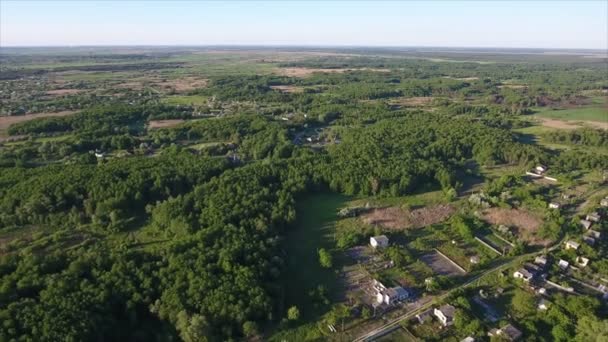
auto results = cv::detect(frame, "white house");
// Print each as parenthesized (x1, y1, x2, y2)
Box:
(370, 235, 389, 249)
(558, 259, 569, 270)
(548, 202, 560, 209)
(535, 165, 547, 174)
(376, 286, 409, 305)
(587, 229, 601, 239)
(461, 337, 475, 342)
(576, 256, 589, 268)
(538, 298, 550, 311)
(586, 212, 601, 223)
(580, 219, 593, 230)
(434, 304, 456, 326)
(565, 240, 580, 250)
(513, 268, 533, 282)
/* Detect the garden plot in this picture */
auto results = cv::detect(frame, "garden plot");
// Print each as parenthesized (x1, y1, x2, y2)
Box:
(481, 208, 550, 246)
(420, 250, 466, 276)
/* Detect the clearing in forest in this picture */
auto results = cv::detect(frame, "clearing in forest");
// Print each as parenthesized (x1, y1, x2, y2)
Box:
(147, 119, 185, 129)
(361, 204, 455, 230)
(481, 208, 550, 246)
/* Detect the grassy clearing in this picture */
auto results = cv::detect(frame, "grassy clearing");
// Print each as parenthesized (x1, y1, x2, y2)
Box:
(270, 193, 349, 341)
(533, 106, 607, 122)
(162, 95, 208, 106)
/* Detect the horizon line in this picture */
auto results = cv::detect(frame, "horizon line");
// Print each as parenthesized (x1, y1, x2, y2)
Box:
(1, 44, 607, 52)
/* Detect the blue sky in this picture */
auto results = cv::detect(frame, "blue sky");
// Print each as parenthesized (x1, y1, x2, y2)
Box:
(1, 1, 606, 49)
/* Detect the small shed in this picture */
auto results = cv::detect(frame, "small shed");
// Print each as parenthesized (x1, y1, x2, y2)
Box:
(370, 235, 389, 249)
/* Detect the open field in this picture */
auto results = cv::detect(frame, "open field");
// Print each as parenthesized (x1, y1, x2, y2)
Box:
(361, 204, 455, 230)
(276, 67, 390, 77)
(147, 119, 186, 129)
(533, 106, 608, 123)
(0, 111, 77, 137)
(271, 193, 348, 340)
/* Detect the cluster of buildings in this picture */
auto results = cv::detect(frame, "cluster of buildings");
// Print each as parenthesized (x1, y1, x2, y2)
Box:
(369, 235, 411, 306)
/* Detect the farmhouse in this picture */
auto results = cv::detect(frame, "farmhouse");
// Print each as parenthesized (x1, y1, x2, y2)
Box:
(513, 268, 533, 282)
(534, 255, 548, 267)
(586, 212, 601, 223)
(370, 235, 389, 249)
(488, 324, 523, 341)
(434, 304, 456, 326)
(565, 240, 580, 250)
(583, 236, 596, 246)
(376, 286, 409, 305)
(580, 219, 593, 230)
(548, 202, 560, 209)
(587, 229, 601, 239)
(416, 308, 434, 324)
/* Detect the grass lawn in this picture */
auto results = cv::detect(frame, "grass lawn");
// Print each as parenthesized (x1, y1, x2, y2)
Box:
(532, 106, 607, 122)
(162, 95, 208, 106)
(269, 192, 349, 341)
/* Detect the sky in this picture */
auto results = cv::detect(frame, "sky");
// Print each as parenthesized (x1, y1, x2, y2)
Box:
(1, 1, 607, 49)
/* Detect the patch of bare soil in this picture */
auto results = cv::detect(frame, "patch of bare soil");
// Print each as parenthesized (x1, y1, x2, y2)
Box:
(443, 76, 479, 81)
(362, 204, 455, 230)
(270, 85, 304, 93)
(277, 67, 390, 78)
(45, 89, 85, 96)
(156, 77, 208, 93)
(481, 208, 550, 246)
(0, 111, 77, 137)
(147, 119, 185, 129)
(391, 97, 434, 107)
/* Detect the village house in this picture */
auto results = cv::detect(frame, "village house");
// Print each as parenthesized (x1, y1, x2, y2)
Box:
(548, 202, 560, 209)
(370, 235, 389, 249)
(580, 219, 593, 230)
(583, 235, 596, 246)
(565, 240, 580, 250)
(538, 298, 550, 311)
(434, 304, 456, 327)
(600, 198, 608, 207)
(488, 324, 523, 341)
(586, 212, 601, 223)
(587, 229, 601, 239)
(372, 279, 409, 305)
(534, 255, 548, 268)
(535, 165, 547, 174)
(376, 286, 409, 305)
(461, 337, 475, 342)
(513, 268, 534, 282)
(576, 256, 589, 268)
(415, 308, 434, 324)
(558, 259, 569, 270)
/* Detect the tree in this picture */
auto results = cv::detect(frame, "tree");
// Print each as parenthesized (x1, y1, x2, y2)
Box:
(511, 289, 536, 317)
(318, 248, 333, 268)
(287, 306, 300, 321)
(575, 316, 608, 342)
(242, 321, 259, 337)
